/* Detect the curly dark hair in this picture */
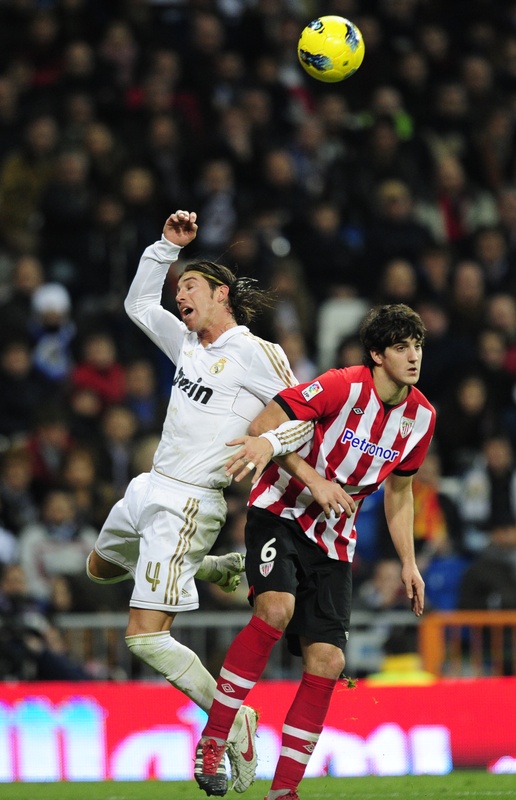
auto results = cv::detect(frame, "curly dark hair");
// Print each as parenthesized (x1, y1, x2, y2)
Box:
(359, 304, 426, 368)
(181, 261, 276, 326)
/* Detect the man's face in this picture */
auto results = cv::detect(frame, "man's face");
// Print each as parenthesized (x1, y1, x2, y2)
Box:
(374, 337, 423, 387)
(176, 272, 221, 333)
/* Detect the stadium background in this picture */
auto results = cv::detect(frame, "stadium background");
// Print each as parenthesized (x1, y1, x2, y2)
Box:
(0, 0, 515, 781)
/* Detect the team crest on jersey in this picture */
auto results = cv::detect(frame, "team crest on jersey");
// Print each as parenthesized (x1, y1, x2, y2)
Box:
(260, 561, 274, 577)
(210, 358, 227, 375)
(301, 381, 323, 401)
(400, 416, 415, 438)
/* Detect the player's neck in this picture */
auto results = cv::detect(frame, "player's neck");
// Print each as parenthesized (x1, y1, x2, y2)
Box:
(373, 371, 410, 406)
(197, 318, 238, 346)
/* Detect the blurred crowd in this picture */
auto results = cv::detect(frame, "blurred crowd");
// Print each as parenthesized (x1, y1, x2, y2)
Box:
(1, 0, 516, 678)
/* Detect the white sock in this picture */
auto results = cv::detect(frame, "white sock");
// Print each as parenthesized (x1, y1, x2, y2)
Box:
(126, 631, 215, 712)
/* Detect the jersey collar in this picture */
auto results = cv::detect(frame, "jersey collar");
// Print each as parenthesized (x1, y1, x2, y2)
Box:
(203, 325, 249, 349)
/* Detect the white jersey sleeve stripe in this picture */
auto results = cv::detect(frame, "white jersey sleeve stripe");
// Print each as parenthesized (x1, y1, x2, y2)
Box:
(246, 333, 297, 387)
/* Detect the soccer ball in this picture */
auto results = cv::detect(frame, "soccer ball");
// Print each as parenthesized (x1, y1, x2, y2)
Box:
(297, 16, 365, 83)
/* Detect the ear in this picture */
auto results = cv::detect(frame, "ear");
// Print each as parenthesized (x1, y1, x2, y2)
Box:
(217, 284, 230, 303)
(371, 349, 383, 366)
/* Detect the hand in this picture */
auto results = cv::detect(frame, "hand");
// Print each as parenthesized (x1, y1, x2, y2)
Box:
(305, 474, 356, 519)
(225, 436, 274, 483)
(401, 563, 425, 617)
(163, 210, 198, 247)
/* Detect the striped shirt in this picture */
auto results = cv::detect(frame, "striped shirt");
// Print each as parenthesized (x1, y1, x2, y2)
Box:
(250, 365, 436, 561)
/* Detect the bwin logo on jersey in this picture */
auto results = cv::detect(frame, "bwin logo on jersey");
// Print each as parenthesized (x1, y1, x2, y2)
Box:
(210, 358, 227, 375)
(173, 367, 213, 404)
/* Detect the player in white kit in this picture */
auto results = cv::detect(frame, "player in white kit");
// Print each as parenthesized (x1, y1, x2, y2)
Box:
(87, 210, 299, 792)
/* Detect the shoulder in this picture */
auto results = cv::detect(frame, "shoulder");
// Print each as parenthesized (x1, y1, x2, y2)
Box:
(241, 331, 297, 379)
(409, 386, 436, 416)
(344, 364, 369, 380)
(314, 365, 370, 392)
(241, 331, 284, 357)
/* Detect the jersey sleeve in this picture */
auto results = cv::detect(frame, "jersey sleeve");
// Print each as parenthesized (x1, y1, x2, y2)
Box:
(275, 369, 346, 421)
(245, 340, 298, 403)
(394, 404, 436, 475)
(124, 236, 186, 363)
(259, 419, 315, 456)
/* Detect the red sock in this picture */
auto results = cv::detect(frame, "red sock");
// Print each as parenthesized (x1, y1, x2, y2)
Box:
(271, 672, 336, 792)
(203, 615, 282, 739)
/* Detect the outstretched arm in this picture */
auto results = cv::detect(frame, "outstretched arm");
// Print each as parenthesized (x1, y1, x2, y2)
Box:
(383, 472, 425, 617)
(225, 399, 356, 519)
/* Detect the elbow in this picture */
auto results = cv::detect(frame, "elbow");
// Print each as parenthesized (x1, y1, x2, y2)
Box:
(124, 295, 136, 319)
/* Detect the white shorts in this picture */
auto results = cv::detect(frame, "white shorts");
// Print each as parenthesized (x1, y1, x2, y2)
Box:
(94, 470, 227, 612)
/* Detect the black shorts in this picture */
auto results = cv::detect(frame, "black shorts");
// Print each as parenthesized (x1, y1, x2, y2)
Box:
(245, 507, 352, 657)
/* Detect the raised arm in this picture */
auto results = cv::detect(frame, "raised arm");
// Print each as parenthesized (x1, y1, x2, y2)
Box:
(124, 210, 198, 359)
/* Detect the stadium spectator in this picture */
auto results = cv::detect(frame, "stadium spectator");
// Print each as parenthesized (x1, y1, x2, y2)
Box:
(70, 330, 126, 411)
(94, 404, 139, 498)
(0, 562, 91, 680)
(0, 114, 59, 252)
(0, 254, 45, 340)
(59, 445, 116, 531)
(415, 153, 499, 252)
(447, 259, 487, 340)
(18, 488, 97, 603)
(23, 405, 74, 498)
(0, 449, 39, 536)
(434, 372, 499, 477)
(459, 433, 516, 554)
(458, 517, 516, 611)
(29, 281, 76, 386)
(124, 358, 167, 435)
(0, 339, 54, 442)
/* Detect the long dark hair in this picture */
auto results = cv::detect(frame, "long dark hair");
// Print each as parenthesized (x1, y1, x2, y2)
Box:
(181, 261, 275, 326)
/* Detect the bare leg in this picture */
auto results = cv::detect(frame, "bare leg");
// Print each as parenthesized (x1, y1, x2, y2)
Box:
(87, 550, 132, 583)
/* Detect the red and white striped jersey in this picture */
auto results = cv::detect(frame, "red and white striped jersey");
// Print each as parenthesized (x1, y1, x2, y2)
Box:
(250, 365, 436, 561)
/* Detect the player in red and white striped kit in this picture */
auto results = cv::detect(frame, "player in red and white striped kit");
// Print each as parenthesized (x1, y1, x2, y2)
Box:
(195, 303, 436, 800)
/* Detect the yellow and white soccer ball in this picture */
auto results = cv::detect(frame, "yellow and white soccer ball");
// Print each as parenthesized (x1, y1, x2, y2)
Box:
(297, 15, 365, 83)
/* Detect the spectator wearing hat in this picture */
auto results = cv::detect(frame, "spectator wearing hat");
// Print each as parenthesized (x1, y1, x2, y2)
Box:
(29, 282, 76, 386)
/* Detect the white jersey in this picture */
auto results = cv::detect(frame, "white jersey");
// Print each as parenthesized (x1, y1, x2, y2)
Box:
(124, 236, 297, 488)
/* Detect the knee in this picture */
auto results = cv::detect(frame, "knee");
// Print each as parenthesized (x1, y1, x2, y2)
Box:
(125, 631, 192, 679)
(254, 592, 294, 631)
(329, 648, 346, 679)
(305, 644, 345, 681)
